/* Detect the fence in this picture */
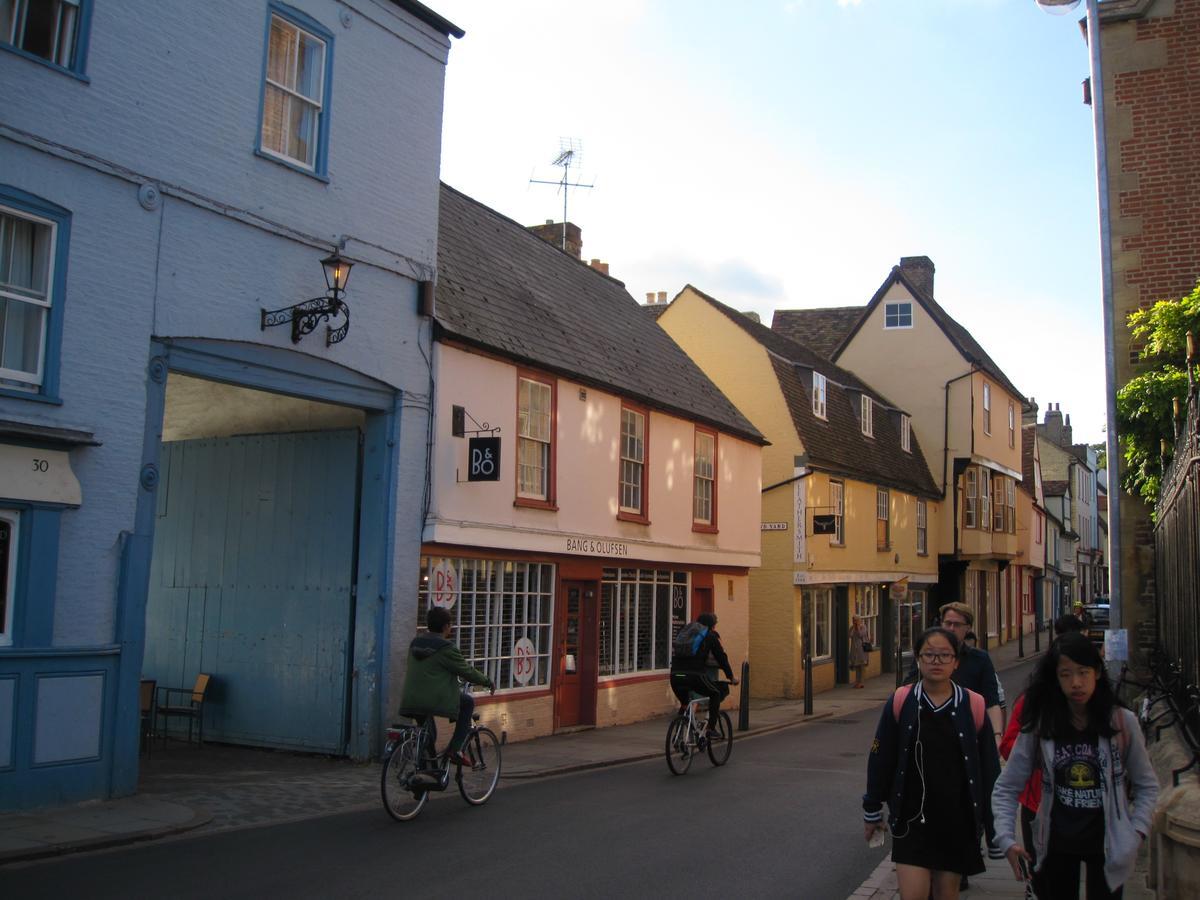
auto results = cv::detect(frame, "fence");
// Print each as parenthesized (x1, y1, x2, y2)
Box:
(1154, 369, 1200, 711)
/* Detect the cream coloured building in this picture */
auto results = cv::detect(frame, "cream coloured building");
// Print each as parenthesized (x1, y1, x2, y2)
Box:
(656, 286, 940, 698)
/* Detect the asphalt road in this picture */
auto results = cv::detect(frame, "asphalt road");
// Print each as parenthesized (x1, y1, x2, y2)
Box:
(1, 657, 1038, 900)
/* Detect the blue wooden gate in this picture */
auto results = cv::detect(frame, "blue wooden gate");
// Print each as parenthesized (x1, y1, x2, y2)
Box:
(143, 430, 359, 753)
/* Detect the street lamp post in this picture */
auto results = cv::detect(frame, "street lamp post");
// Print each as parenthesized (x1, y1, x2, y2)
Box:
(1036, 0, 1121, 628)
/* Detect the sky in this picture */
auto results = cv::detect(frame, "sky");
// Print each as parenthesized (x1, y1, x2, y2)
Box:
(433, 0, 1108, 445)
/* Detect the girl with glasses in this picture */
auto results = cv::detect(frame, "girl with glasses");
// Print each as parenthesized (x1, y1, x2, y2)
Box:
(992, 633, 1158, 899)
(863, 627, 1001, 900)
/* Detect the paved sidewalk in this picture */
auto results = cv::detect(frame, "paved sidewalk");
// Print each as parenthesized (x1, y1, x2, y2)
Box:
(1, 634, 1047, 866)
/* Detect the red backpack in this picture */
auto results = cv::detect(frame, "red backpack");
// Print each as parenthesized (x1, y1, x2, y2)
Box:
(892, 683, 986, 732)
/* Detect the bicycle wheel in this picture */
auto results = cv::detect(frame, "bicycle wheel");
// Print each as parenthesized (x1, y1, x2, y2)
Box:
(665, 715, 694, 775)
(706, 711, 734, 766)
(457, 727, 502, 805)
(381, 735, 429, 821)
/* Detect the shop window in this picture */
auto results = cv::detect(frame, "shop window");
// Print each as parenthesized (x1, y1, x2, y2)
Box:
(416, 557, 555, 692)
(692, 427, 716, 530)
(598, 568, 686, 676)
(854, 585, 879, 645)
(1, 0, 90, 75)
(516, 374, 555, 506)
(803, 587, 832, 659)
(258, 4, 333, 176)
(0, 510, 16, 646)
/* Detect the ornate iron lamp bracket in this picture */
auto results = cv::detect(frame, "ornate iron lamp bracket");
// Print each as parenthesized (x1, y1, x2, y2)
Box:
(261, 294, 350, 347)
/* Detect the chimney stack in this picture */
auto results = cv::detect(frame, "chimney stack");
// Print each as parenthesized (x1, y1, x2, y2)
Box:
(527, 220, 583, 259)
(645, 292, 655, 304)
(657, 291, 667, 304)
(1064, 414, 1073, 447)
(589, 259, 609, 276)
(899, 256, 935, 298)
(1042, 403, 1065, 446)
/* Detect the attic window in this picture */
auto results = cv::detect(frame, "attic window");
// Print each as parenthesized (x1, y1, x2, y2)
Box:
(901, 415, 911, 453)
(861, 396, 873, 438)
(812, 372, 827, 420)
(884, 302, 912, 329)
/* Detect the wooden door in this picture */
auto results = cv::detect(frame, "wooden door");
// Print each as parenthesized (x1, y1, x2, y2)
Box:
(554, 581, 597, 729)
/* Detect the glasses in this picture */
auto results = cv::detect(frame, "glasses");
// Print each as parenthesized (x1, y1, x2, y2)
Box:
(940, 619, 969, 629)
(919, 652, 956, 664)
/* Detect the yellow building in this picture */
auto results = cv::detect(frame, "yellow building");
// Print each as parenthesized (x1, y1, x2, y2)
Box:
(655, 286, 941, 698)
(777, 257, 1025, 648)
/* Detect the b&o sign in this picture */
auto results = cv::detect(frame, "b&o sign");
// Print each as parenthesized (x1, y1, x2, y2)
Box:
(468, 437, 501, 482)
(431, 559, 458, 608)
(513, 637, 537, 685)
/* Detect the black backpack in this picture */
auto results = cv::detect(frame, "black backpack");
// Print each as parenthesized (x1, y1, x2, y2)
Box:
(672, 622, 706, 659)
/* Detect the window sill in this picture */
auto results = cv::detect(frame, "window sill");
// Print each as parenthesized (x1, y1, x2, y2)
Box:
(514, 497, 558, 511)
(254, 148, 331, 183)
(0, 387, 62, 405)
(829, 541, 845, 548)
(0, 44, 90, 82)
(877, 545, 892, 553)
(691, 522, 718, 534)
(616, 510, 650, 525)
(917, 552, 929, 558)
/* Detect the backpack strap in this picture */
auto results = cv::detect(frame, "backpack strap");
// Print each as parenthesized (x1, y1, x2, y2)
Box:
(965, 687, 986, 733)
(891, 684, 913, 721)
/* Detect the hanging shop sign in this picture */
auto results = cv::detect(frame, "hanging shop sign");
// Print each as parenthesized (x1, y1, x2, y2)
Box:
(812, 514, 837, 535)
(467, 437, 501, 482)
(0, 445, 81, 505)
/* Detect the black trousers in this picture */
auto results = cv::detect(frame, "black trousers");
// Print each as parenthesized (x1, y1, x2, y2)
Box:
(1038, 851, 1122, 900)
(670, 672, 726, 726)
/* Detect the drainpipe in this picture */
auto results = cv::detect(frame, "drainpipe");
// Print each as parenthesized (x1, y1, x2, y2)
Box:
(942, 368, 977, 497)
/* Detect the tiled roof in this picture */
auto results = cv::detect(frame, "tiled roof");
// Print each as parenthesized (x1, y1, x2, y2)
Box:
(642, 303, 669, 321)
(771, 307, 864, 359)
(1020, 424, 1037, 497)
(685, 286, 939, 498)
(433, 185, 764, 444)
(1043, 480, 1069, 497)
(833, 267, 1025, 402)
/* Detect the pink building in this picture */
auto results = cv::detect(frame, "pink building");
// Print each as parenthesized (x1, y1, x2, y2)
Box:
(414, 186, 764, 740)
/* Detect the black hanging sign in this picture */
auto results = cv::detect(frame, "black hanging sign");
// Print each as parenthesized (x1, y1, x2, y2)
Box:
(812, 514, 837, 535)
(468, 437, 501, 481)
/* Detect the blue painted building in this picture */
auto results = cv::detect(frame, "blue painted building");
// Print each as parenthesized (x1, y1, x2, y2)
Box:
(0, 0, 461, 810)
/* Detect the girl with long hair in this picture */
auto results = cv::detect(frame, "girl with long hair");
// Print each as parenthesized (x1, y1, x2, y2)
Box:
(992, 632, 1159, 899)
(863, 627, 1000, 900)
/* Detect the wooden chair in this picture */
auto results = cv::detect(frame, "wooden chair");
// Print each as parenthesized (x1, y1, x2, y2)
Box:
(156, 674, 211, 746)
(139, 679, 157, 756)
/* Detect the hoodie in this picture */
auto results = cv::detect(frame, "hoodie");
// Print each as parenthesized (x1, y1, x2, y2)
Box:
(398, 633, 491, 719)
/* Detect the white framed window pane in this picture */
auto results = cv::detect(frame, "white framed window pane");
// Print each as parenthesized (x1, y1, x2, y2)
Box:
(267, 17, 297, 88)
(261, 85, 288, 156)
(295, 31, 325, 102)
(0, 211, 52, 301)
(620, 410, 644, 512)
(0, 297, 46, 377)
(693, 432, 714, 523)
(287, 98, 318, 167)
(4, 0, 79, 67)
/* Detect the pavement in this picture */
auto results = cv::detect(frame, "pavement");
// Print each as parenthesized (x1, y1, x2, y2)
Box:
(0, 635, 1055, 871)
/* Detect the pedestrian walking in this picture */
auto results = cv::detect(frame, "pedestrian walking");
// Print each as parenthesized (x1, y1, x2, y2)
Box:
(863, 627, 1001, 900)
(850, 615, 870, 688)
(992, 633, 1159, 899)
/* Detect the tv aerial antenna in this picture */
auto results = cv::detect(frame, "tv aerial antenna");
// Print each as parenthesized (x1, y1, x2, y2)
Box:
(529, 138, 594, 251)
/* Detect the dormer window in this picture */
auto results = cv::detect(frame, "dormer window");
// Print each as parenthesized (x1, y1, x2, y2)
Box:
(861, 395, 873, 437)
(812, 372, 827, 420)
(884, 301, 912, 329)
(901, 414, 911, 453)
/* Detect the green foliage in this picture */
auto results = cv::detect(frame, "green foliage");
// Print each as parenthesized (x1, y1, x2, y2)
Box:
(1090, 442, 1106, 472)
(1117, 281, 1200, 507)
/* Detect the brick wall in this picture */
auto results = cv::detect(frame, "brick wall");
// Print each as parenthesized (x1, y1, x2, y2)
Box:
(1101, 0, 1200, 657)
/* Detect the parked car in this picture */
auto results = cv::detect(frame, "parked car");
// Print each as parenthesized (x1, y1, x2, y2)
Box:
(1083, 602, 1110, 644)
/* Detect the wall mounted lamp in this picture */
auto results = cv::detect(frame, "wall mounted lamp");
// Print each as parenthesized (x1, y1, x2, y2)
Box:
(261, 248, 354, 346)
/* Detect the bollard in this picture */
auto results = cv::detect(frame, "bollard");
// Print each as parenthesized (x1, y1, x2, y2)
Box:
(804, 652, 813, 716)
(738, 660, 751, 732)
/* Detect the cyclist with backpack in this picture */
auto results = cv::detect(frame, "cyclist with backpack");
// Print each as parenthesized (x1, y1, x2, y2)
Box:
(669, 612, 737, 734)
(863, 626, 1001, 900)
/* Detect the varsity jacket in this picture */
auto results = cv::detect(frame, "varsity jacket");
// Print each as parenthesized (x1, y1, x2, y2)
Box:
(863, 680, 1001, 846)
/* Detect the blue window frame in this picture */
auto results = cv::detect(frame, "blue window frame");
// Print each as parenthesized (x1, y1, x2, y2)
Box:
(0, 185, 71, 403)
(0, 0, 93, 80)
(0, 504, 61, 648)
(256, 3, 334, 180)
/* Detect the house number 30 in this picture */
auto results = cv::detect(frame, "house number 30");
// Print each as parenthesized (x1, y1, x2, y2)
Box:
(32, 458, 50, 472)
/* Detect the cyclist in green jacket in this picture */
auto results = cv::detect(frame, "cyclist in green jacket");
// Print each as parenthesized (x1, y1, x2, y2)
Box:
(400, 607, 493, 765)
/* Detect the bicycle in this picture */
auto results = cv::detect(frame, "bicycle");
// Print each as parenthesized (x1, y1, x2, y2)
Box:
(665, 686, 734, 775)
(380, 691, 502, 821)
